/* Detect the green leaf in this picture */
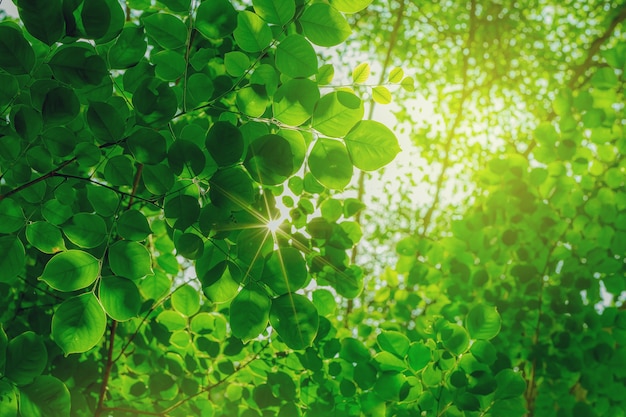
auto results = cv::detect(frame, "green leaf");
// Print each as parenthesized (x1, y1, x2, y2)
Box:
(87, 101, 125, 143)
(273, 78, 320, 126)
(261, 247, 307, 296)
(117, 210, 152, 241)
(466, 304, 502, 340)
(455, 392, 480, 411)
(79, 0, 112, 39)
(201, 261, 240, 303)
(230, 284, 271, 341)
(234, 11, 272, 53)
(142, 13, 187, 49)
(352, 62, 370, 84)
(87, 186, 120, 217)
(0, 73, 18, 108)
(407, 342, 431, 371)
(164, 194, 200, 230)
(99, 275, 141, 321)
(377, 331, 410, 358)
(224, 51, 251, 77)
(185, 73, 215, 107)
(344, 120, 401, 171)
(244, 133, 305, 185)
(372, 85, 392, 104)
(275, 34, 318, 78)
(40, 250, 100, 292)
(401, 76, 415, 91)
(317, 63, 335, 85)
(16, 0, 65, 45)
(48, 45, 108, 87)
(309, 138, 353, 189)
(0, 236, 25, 283)
(494, 369, 526, 400)
(0, 198, 25, 233)
(209, 166, 255, 210)
(253, 0, 295, 25)
(104, 155, 135, 186)
(0, 25, 35, 75)
(269, 293, 318, 350)
(17, 376, 70, 417)
(52, 293, 106, 355)
(108, 25, 147, 69)
(440, 323, 470, 355)
(109, 241, 153, 280)
(329, 0, 373, 13)
(236, 85, 269, 118)
(159, 0, 191, 12)
(195, 0, 237, 40)
(388, 67, 404, 83)
(42, 86, 80, 126)
(300, 3, 351, 47)
(156, 310, 187, 331)
(63, 213, 108, 248)
(168, 139, 206, 177)
(4, 332, 47, 386)
(206, 121, 244, 167)
(172, 284, 201, 316)
(0, 380, 17, 417)
(312, 289, 337, 317)
(175, 233, 204, 260)
(312, 91, 364, 137)
(374, 372, 406, 401)
(470, 340, 497, 365)
(152, 50, 186, 81)
(133, 79, 177, 126)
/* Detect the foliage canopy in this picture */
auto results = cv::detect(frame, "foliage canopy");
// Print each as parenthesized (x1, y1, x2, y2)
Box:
(1, 0, 626, 417)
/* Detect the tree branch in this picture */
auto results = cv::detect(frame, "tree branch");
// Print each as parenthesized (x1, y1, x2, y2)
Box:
(95, 320, 118, 417)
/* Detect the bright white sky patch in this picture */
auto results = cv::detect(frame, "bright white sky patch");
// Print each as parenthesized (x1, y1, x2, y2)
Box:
(0, 1, 18, 17)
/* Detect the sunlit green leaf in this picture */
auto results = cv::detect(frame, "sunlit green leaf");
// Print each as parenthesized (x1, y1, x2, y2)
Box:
(466, 304, 502, 340)
(253, 0, 295, 25)
(195, 0, 237, 40)
(52, 293, 106, 355)
(172, 284, 201, 316)
(300, 3, 351, 47)
(40, 250, 100, 292)
(312, 91, 364, 138)
(99, 275, 141, 321)
(108, 241, 153, 280)
(275, 34, 318, 78)
(309, 138, 353, 189)
(0, 25, 34, 74)
(234, 11, 272, 53)
(344, 120, 400, 171)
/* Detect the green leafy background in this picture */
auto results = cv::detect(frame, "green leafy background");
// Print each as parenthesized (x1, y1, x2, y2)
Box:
(0, 0, 625, 416)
